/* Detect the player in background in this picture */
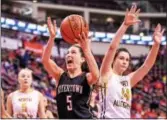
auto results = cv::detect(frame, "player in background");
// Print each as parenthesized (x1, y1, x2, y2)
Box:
(6, 68, 46, 118)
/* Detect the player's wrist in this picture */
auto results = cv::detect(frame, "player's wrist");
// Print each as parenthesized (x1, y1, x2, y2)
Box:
(49, 36, 55, 40)
(122, 22, 129, 28)
(83, 47, 91, 53)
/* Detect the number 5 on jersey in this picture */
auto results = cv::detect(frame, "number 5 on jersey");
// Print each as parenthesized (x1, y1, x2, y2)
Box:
(66, 95, 72, 111)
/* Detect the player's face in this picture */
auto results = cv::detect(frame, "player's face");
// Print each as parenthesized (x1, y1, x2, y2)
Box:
(18, 70, 32, 88)
(113, 51, 130, 73)
(65, 46, 84, 71)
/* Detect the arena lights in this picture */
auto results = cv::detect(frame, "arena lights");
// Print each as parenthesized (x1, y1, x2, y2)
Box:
(137, 41, 146, 45)
(141, 36, 152, 41)
(56, 28, 62, 38)
(89, 31, 94, 37)
(148, 41, 154, 45)
(1, 17, 166, 45)
(123, 35, 129, 40)
(92, 37, 100, 41)
(130, 35, 140, 41)
(102, 38, 111, 42)
(1, 24, 10, 29)
(1, 17, 5, 23)
(162, 41, 166, 45)
(12, 26, 18, 30)
(37, 25, 47, 32)
(162, 36, 166, 41)
(25, 29, 32, 33)
(95, 32, 106, 38)
(106, 33, 115, 39)
(18, 21, 26, 28)
(6, 18, 16, 26)
(42, 32, 49, 37)
(27, 23, 37, 30)
(124, 40, 135, 44)
(33, 30, 41, 35)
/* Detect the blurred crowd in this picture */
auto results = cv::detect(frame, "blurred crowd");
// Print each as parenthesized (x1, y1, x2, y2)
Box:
(1, 48, 59, 118)
(131, 45, 166, 118)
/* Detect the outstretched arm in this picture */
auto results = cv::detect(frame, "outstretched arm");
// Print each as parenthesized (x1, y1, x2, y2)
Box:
(129, 24, 165, 87)
(76, 32, 99, 85)
(100, 5, 141, 82)
(42, 17, 64, 81)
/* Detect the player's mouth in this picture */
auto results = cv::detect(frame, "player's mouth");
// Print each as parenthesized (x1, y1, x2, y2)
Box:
(121, 65, 127, 69)
(66, 57, 74, 64)
(24, 80, 28, 84)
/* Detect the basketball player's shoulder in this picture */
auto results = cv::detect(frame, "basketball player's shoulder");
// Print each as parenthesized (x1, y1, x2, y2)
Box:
(34, 90, 44, 98)
(7, 90, 18, 99)
(100, 69, 113, 82)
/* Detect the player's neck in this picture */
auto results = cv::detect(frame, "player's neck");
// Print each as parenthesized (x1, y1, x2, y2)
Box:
(68, 68, 82, 78)
(19, 87, 33, 93)
(113, 67, 123, 76)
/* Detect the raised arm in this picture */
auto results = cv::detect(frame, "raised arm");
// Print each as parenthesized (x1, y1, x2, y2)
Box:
(129, 24, 165, 87)
(42, 17, 64, 81)
(100, 5, 141, 81)
(76, 32, 99, 85)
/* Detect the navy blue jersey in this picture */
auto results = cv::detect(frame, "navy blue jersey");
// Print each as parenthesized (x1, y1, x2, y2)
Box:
(56, 72, 93, 119)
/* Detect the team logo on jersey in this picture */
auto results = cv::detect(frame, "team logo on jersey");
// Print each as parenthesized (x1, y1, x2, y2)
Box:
(21, 102, 27, 112)
(120, 81, 128, 87)
(121, 88, 130, 101)
(58, 85, 83, 94)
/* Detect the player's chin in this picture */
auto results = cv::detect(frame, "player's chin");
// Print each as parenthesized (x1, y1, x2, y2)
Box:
(66, 65, 74, 71)
(23, 84, 30, 88)
(120, 68, 127, 73)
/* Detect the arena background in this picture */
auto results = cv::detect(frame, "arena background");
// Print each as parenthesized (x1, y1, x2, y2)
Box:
(1, 0, 167, 118)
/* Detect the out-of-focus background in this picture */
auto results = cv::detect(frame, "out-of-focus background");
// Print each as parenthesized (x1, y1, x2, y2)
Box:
(1, 0, 166, 118)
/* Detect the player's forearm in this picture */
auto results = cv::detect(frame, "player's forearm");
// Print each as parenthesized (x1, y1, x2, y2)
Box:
(42, 37, 55, 62)
(84, 49, 99, 80)
(143, 43, 160, 70)
(100, 22, 128, 76)
(109, 22, 128, 50)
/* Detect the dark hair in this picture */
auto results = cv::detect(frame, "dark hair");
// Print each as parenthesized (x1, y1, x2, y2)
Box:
(72, 45, 89, 72)
(112, 48, 132, 75)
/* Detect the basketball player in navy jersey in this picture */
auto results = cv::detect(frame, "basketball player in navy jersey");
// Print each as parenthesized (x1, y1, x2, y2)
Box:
(42, 17, 99, 119)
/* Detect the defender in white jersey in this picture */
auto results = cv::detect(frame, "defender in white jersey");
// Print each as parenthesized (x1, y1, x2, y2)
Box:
(100, 4, 165, 119)
(6, 68, 46, 118)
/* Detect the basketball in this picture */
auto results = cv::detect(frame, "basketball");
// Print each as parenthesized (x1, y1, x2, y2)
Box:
(60, 14, 89, 44)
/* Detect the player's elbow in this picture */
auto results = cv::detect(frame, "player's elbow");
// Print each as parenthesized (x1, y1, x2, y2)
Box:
(41, 54, 49, 64)
(92, 73, 99, 84)
(41, 51, 50, 64)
